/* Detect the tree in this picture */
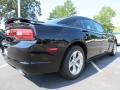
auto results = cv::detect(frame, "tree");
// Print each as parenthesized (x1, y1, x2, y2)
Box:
(113, 25, 120, 32)
(0, 0, 41, 21)
(94, 6, 116, 32)
(49, 0, 76, 19)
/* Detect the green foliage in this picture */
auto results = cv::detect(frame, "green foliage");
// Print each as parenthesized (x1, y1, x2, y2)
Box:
(0, 0, 41, 21)
(49, 0, 76, 19)
(113, 26, 120, 32)
(94, 6, 116, 32)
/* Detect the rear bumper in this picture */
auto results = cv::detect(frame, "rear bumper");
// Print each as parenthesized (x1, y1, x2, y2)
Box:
(3, 40, 65, 74)
(4, 56, 59, 74)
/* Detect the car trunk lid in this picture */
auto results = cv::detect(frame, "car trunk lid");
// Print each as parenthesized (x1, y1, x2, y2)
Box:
(3, 18, 41, 62)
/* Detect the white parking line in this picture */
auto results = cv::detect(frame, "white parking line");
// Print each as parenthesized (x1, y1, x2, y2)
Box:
(90, 61, 103, 73)
(0, 64, 8, 69)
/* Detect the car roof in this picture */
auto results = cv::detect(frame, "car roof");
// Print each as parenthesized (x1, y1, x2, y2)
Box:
(54, 16, 102, 26)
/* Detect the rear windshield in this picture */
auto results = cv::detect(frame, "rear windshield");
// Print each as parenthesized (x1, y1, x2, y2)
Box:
(45, 18, 64, 24)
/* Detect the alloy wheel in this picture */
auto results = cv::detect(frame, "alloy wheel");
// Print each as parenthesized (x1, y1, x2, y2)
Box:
(69, 50, 84, 75)
(113, 43, 117, 55)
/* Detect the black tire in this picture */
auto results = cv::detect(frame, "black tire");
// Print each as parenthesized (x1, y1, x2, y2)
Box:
(109, 42, 117, 56)
(60, 45, 85, 79)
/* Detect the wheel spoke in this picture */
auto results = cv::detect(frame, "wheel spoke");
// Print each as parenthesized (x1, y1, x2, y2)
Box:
(69, 50, 84, 75)
(76, 63, 80, 68)
(75, 55, 80, 62)
(76, 63, 82, 70)
(72, 52, 77, 60)
(75, 53, 83, 63)
(69, 61, 73, 69)
(71, 65, 77, 74)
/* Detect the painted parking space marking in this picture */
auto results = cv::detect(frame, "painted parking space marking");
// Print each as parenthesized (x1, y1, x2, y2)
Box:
(0, 64, 8, 69)
(90, 61, 103, 73)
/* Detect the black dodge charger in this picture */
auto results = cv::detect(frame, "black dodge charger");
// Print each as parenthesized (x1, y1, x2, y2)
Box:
(2, 16, 117, 79)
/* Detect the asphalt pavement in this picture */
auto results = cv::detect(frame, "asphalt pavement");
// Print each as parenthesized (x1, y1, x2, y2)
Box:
(0, 47, 120, 90)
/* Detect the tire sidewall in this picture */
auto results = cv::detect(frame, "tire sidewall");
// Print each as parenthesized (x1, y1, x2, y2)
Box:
(110, 42, 117, 56)
(61, 46, 85, 79)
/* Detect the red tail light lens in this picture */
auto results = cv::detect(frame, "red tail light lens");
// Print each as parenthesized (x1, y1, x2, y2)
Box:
(7, 28, 34, 40)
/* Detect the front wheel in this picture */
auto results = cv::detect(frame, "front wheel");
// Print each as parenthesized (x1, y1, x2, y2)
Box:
(60, 46, 85, 79)
(109, 42, 117, 56)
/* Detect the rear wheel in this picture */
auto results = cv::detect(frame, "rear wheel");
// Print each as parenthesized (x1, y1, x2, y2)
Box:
(109, 42, 117, 56)
(60, 46, 85, 79)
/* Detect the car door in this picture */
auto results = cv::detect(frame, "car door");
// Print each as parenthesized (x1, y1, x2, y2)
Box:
(93, 22, 109, 53)
(80, 19, 103, 59)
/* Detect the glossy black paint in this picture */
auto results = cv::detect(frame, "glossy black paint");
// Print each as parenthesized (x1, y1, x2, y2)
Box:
(0, 30, 6, 46)
(3, 16, 116, 74)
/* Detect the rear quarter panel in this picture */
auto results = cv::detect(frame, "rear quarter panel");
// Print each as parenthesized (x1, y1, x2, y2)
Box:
(33, 24, 86, 69)
(34, 24, 85, 53)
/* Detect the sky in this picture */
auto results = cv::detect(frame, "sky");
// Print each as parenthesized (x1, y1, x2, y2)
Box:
(0, 0, 120, 29)
(39, 0, 120, 26)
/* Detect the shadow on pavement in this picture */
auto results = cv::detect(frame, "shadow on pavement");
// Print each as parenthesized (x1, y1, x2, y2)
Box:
(26, 48, 120, 89)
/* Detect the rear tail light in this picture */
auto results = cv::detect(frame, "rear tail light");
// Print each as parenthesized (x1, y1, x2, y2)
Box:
(6, 28, 35, 40)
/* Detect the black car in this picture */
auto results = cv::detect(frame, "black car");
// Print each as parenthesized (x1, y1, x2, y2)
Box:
(0, 29, 6, 46)
(113, 32, 120, 45)
(3, 16, 116, 79)
(0, 29, 6, 53)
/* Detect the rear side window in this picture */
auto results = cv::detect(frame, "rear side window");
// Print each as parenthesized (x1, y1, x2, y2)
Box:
(94, 22, 104, 33)
(80, 19, 96, 30)
(58, 17, 82, 28)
